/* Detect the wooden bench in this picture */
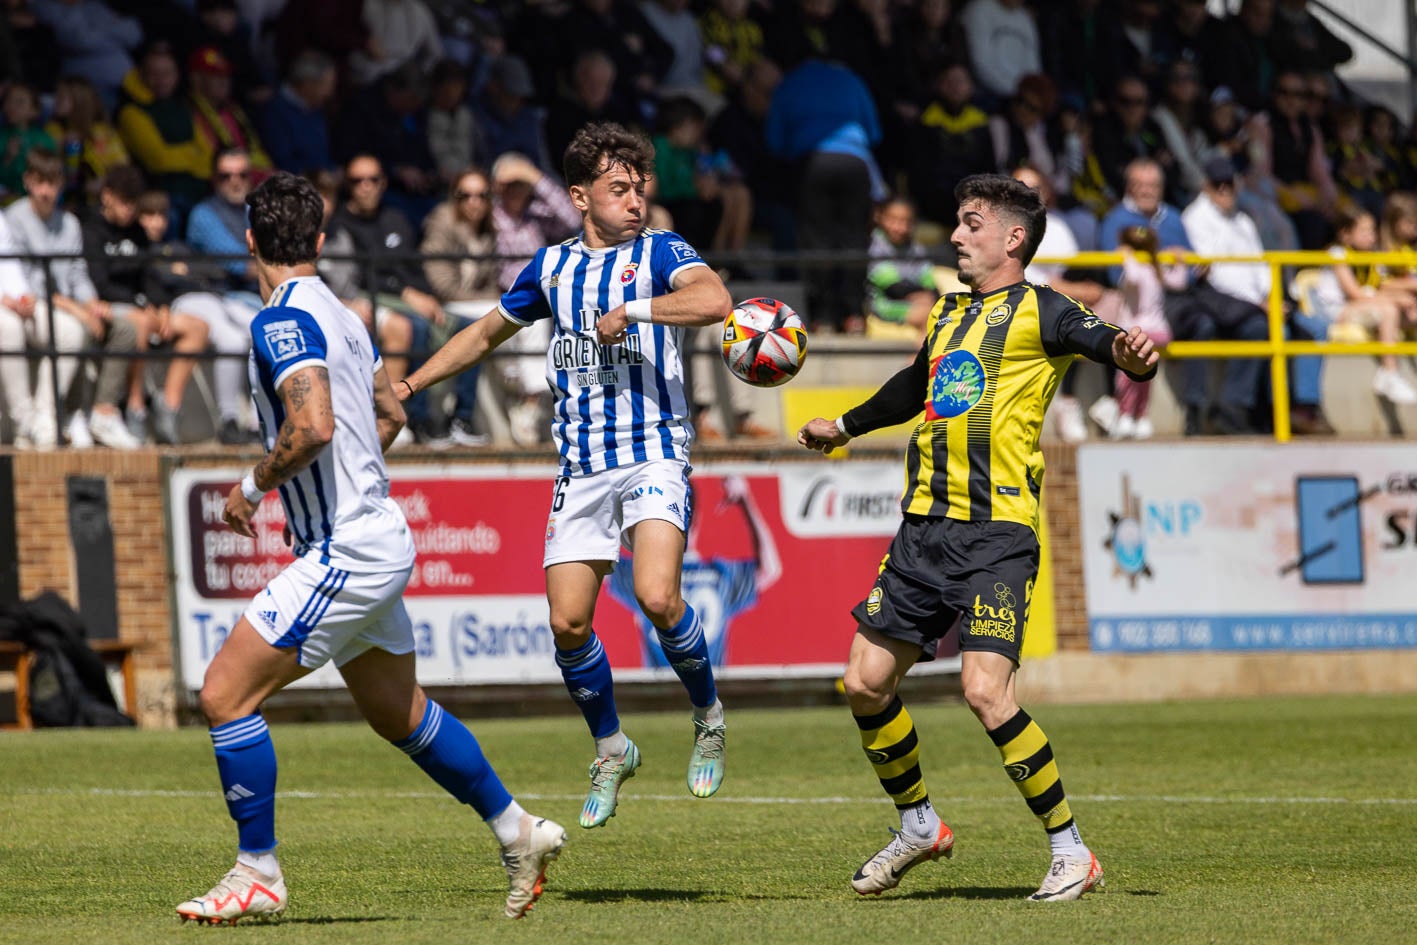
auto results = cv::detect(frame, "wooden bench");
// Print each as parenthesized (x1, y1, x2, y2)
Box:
(0, 640, 137, 729)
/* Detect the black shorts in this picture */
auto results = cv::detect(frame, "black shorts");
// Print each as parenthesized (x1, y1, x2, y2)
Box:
(851, 515, 1040, 663)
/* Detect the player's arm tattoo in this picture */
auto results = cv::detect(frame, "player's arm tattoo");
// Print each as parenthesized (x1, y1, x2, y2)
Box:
(253, 367, 335, 492)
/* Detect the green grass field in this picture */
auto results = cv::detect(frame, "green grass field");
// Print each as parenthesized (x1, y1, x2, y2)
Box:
(3, 694, 1417, 945)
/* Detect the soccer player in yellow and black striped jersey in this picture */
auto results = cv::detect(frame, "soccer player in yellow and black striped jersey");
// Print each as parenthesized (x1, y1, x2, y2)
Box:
(799, 174, 1159, 903)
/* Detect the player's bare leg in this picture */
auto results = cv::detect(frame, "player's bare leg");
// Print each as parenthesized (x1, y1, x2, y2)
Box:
(630, 518, 725, 797)
(844, 627, 954, 894)
(177, 619, 308, 925)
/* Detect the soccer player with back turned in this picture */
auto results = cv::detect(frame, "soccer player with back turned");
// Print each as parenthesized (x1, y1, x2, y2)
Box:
(799, 174, 1159, 901)
(176, 173, 564, 925)
(398, 123, 734, 827)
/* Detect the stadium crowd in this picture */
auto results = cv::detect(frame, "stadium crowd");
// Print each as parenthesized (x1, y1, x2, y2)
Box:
(2, 0, 1416, 448)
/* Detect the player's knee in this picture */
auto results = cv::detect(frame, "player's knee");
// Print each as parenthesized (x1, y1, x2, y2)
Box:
(549, 613, 592, 648)
(198, 681, 238, 727)
(961, 676, 1014, 728)
(841, 666, 893, 714)
(635, 590, 682, 628)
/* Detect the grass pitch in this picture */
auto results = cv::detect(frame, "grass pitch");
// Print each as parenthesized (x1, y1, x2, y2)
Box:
(3, 694, 1417, 945)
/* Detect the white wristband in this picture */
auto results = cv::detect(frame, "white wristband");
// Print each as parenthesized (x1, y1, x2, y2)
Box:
(835, 417, 852, 439)
(625, 298, 654, 323)
(240, 472, 267, 505)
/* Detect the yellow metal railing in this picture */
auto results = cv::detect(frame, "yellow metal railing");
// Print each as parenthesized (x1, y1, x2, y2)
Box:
(1029, 250, 1417, 442)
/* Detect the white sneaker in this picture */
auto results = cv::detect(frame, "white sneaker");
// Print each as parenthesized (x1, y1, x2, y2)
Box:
(1028, 850, 1104, 902)
(1133, 417, 1154, 440)
(501, 813, 567, 918)
(851, 822, 955, 895)
(27, 413, 58, 450)
(88, 409, 142, 449)
(1110, 414, 1137, 440)
(1087, 395, 1119, 435)
(1373, 368, 1417, 405)
(1053, 395, 1088, 444)
(176, 862, 288, 925)
(391, 425, 416, 450)
(65, 412, 94, 448)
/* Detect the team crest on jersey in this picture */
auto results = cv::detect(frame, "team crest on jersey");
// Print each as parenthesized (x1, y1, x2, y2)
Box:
(926, 350, 987, 419)
(262, 320, 307, 362)
(985, 303, 1013, 326)
(619, 262, 639, 285)
(866, 586, 883, 616)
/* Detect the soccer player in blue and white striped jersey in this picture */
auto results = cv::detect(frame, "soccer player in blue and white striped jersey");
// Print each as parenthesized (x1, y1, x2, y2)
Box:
(177, 174, 564, 925)
(401, 123, 734, 826)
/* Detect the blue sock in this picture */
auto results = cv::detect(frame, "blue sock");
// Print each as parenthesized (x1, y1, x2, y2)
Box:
(656, 604, 717, 709)
(393, 700, 512, 820)
(211, 714, 278, 854)
(556, 632, 619, 738)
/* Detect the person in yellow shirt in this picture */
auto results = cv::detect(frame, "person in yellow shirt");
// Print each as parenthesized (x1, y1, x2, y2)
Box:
(45, 76, 131, 206)
(116, 41, 211, 215)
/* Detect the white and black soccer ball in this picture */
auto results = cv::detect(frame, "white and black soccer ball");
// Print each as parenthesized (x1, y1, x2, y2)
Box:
(720, 298, 808, 388)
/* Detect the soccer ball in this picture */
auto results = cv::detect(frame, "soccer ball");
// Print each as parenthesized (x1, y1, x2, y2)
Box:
(720, 298, 808, 388)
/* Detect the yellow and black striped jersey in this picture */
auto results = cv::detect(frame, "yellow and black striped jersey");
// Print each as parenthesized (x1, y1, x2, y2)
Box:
(842, 280, 1153, 533)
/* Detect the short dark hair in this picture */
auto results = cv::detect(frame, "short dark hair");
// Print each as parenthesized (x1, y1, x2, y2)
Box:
(954, 173, 1048, 263)
(563, 122, 654, 190)
(101, 164, 146, 202)
(23, 146, 63, 183)
(211, 146, 249, 175)
(137, 189, 170, 217)
(246, 172, 324, 265)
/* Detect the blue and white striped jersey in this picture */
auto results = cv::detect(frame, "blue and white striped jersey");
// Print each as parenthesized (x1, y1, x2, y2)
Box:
(497, 228, 709, 476)
(248, 275, 416, 572)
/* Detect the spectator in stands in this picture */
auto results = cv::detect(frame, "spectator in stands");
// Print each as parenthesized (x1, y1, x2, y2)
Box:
(0, 82, 57, 198)
(305, 168, 392, 369)
(28, 0, 142, 107)
(1094, 75, 1173, 201)
(135, 187, 260, 443)
(1114, 0, 1166, 90)
(1271, 0, 1352, 77)
(83, 165, 213, 444)
(560, 0, 672, 120)
(546, 50, 637, 171)
(0, 189, 88, 450)
(640, 0, 706, 94)
(273, 0, 372, 73)
(960, 0, 1040, 104)
(708, 57, 795, 267)
(44, 76, 131, 207)
(117, 42, 211, 218)
(330, 152, 476, 445)
(699, 0, 767, 97)
(1102, 157, 1267, 435)
(989, 73, 1057, 178)
(4, 147, 141, 448)
(1038, 0, 1118, 105)
(651, 96, 753, 260)
(1300, 205, 1417, 406)
(333, 63, 441, 224)
(3, 0, 62, 92)
(347, 0, 444, 87)
(766, 55, 885, 334)
(1208, 0, 1279, 112)
(1155, 0, 1222, 76)
(864, 195, 937, 342)
(427, 60, 478, 183)
(1266, 68, 1339, 248)
(1110, 225, 1185, 439)
(258, 50, 337, 176)
(186, 147, 261, 299)
(1052, 98, 1114, 250)
(1152, 59, 1210, 208)
(907, 61, 994, 229)
(193, 0, 272, 108)
(1366, 106, 1407, 193)
(1182, 154, 1333, 434)
(472, 55, 554, 174)
(1328, 104, 1385, 219)
(188, 46, 274, 180)
(484, 151, 582, 444)
(890, 0, 968, 112)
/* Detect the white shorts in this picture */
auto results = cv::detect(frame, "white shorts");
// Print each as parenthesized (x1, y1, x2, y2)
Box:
(543, 459, 692, 568)
(242, 554, 415, 669)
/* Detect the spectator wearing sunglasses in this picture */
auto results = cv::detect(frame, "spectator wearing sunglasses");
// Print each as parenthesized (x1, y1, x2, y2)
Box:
(186, 147, 263, 298)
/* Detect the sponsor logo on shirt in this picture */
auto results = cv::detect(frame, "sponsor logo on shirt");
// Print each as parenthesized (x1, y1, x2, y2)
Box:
(262, 320, 308, 362)
(668, 240, 698, 262)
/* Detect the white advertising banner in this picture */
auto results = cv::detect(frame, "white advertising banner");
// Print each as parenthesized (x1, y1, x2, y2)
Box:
(1078, 443, 1417, 653)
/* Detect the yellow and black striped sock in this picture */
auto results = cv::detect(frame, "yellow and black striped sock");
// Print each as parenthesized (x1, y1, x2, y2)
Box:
(988, 707, 1075, 834)
(854, 696, 928, 809)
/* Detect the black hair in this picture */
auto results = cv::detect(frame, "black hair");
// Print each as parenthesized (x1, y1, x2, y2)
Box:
(23, 146, 63, 182)
(954, 173, 1048, 263)
(563, 122, 655, 189)
(101, 164, 146, 202)
(211, 146, 249, 175)
(246, 172, 324, 265)
(657, 96, 707, 134)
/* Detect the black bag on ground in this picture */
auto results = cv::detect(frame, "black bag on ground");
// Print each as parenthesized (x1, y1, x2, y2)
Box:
(0, 591, 134, 727)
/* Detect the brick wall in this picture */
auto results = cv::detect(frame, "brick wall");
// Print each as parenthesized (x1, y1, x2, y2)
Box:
(1041, 444, 1087, 650)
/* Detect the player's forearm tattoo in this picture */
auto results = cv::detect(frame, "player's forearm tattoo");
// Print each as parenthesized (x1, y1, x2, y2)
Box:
(252, 369, 333, 490)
